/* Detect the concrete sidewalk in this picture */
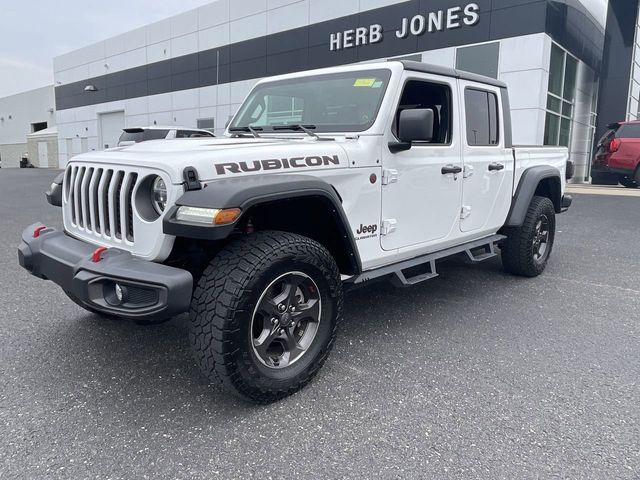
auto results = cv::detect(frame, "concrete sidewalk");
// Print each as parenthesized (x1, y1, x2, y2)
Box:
(566, 183, 640, 197)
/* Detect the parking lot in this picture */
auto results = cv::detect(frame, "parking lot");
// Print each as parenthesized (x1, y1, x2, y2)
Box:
(1, 168, 638, 479)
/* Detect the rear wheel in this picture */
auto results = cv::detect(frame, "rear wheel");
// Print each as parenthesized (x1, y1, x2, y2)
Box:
(619, 175, 638, 188)
(189, 231, 342, 403)
(501, 196, 556, 277)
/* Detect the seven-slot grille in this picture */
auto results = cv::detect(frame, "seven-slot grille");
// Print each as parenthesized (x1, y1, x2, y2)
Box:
(64, 165, 138, 243)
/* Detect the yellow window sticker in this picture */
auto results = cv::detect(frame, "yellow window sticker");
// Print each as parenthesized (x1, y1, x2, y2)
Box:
(353, 78, 377, 87)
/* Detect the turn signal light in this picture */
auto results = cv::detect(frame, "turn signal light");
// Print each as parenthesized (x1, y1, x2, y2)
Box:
(214, 208, 242, 225)
(609, 138, 622, 152)
(176, 206, 241, 225)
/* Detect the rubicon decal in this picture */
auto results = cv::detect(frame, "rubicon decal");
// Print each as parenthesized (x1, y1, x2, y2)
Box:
(215, 155, 340, 175)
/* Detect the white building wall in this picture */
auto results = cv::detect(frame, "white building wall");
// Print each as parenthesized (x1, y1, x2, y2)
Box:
(421, 33, 550, 145)
(52, 2, 596, 174)
(0, 86, 56, 168)
(54, 0, 416, 167)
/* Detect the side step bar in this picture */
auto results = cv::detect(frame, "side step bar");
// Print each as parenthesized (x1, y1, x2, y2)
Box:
(347, 234, 506, 288)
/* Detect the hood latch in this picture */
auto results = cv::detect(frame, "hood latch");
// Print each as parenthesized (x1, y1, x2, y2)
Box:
(183, 166, 202, 191)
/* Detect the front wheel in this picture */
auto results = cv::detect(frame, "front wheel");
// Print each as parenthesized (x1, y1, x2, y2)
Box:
(189, 231, 342, 403)
(501, 196, 556, 277)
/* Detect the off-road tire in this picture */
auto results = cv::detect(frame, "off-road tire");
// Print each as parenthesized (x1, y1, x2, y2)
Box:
(189, 231, 343, 403)
(619, 175, 638, 189)
(501, 196, 556, 277)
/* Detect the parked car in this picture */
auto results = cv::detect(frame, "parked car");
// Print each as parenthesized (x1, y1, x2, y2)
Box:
(591, 121, 640, 188)
(19, 60, 571, 403)
(117, 126, 215, 146)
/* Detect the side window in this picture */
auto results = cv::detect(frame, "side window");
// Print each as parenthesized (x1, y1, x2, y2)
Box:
(393, 80, 452, 144)
(175, 130, 194, 138)
(464, 88, 499, 146)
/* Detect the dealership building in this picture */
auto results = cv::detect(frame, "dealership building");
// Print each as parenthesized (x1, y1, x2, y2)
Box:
(50, 0, 639, 181)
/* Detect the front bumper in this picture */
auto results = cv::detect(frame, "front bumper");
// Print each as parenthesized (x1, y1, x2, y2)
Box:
(18, 224, 193, 321)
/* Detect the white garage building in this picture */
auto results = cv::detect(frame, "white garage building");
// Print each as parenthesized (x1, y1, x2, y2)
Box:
(52, 0, 634, 182)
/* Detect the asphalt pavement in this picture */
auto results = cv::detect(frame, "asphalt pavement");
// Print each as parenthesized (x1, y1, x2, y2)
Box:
(1, 169, 639, 479)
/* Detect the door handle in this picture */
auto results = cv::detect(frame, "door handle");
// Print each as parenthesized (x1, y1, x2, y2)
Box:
(441, 165, 463, 175)
(488, 162, 505, 171)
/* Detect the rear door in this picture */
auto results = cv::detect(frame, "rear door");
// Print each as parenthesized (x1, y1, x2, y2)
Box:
(458, 82, 514, 233)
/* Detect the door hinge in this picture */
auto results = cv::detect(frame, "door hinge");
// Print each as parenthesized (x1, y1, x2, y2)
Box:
(463, 165, 474, 178)
(381, 169, 398, 185)
(381, 219, 397, 235)
(460, 206, 472, 219)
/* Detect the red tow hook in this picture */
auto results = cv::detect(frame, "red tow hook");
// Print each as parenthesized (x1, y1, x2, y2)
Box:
(33, 226, 47, 238)
(91, 247, 108, 263)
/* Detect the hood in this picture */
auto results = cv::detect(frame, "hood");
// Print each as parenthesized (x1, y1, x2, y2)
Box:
(68, 137, 350, 183)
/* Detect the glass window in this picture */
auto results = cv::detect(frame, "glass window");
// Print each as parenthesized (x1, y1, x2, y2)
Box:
(231, 69, 392, 133)
(563, 55, 577, 102)
(549, 44, 565, 96)
(544, 113, 560, 145)
(456, 42, 500, 79)
(544, 44, 577, 147)
(394, 80, 452, 144)
(547, 96, 561, 112)
(559, 118, 571, 147)
(118, 129, 169, 144)
(175, 130, 214, 138)
(465, 88, 499, 146)
(616, 123, 640, 138)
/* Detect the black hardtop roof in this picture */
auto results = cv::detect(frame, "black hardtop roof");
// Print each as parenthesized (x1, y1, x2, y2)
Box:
(397, 60, 507, 89)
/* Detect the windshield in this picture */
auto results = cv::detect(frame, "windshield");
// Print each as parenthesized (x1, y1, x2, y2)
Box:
(119, 129, 169, 144)
(230, 69, 392, 133)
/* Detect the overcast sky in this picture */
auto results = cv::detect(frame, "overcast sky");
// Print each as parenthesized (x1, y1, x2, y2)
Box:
(0, 0, 610, 98)
(0, 1, 213, 97)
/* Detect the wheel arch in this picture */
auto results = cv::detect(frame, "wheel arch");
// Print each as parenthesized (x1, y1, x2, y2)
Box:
(163, 174, 362, 275)
(505, 166, 562, 227)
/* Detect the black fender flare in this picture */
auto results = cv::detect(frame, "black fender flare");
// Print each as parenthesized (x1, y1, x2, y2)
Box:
(505, 166, 562, 227)
(45, 172, 65, 207)
(163, 174, 362, 273)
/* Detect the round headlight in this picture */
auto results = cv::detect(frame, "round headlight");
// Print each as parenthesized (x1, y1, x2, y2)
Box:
(151, 176, 167, 214)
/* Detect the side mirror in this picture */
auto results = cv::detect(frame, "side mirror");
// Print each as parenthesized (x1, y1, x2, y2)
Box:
(399, 108, 435, 143)
(389, 108, 436, 154)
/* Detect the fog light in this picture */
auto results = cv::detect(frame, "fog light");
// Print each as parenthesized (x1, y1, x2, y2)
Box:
(115, 283, 124, 302)
(106, 282, 128, 306)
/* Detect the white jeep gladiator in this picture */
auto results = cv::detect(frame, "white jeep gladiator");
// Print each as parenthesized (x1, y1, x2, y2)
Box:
(19, 61, 572, 403)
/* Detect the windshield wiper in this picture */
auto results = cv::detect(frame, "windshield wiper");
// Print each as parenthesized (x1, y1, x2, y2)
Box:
(272, 124, 333, 141)
(228, 126, 263, 138)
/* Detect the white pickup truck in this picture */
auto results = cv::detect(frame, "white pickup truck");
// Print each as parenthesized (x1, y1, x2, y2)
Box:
(19, 61, 572, 403)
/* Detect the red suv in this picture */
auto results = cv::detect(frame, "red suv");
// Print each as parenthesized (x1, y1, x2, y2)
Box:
(592, 121, 640, 188)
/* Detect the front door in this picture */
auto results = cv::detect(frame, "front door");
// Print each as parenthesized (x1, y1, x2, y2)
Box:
(458, 82, 514, 233)
(381, 75, 462, 251)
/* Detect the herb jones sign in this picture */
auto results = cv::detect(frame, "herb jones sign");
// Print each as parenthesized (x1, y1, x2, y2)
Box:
(329, 2, 480, 51)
